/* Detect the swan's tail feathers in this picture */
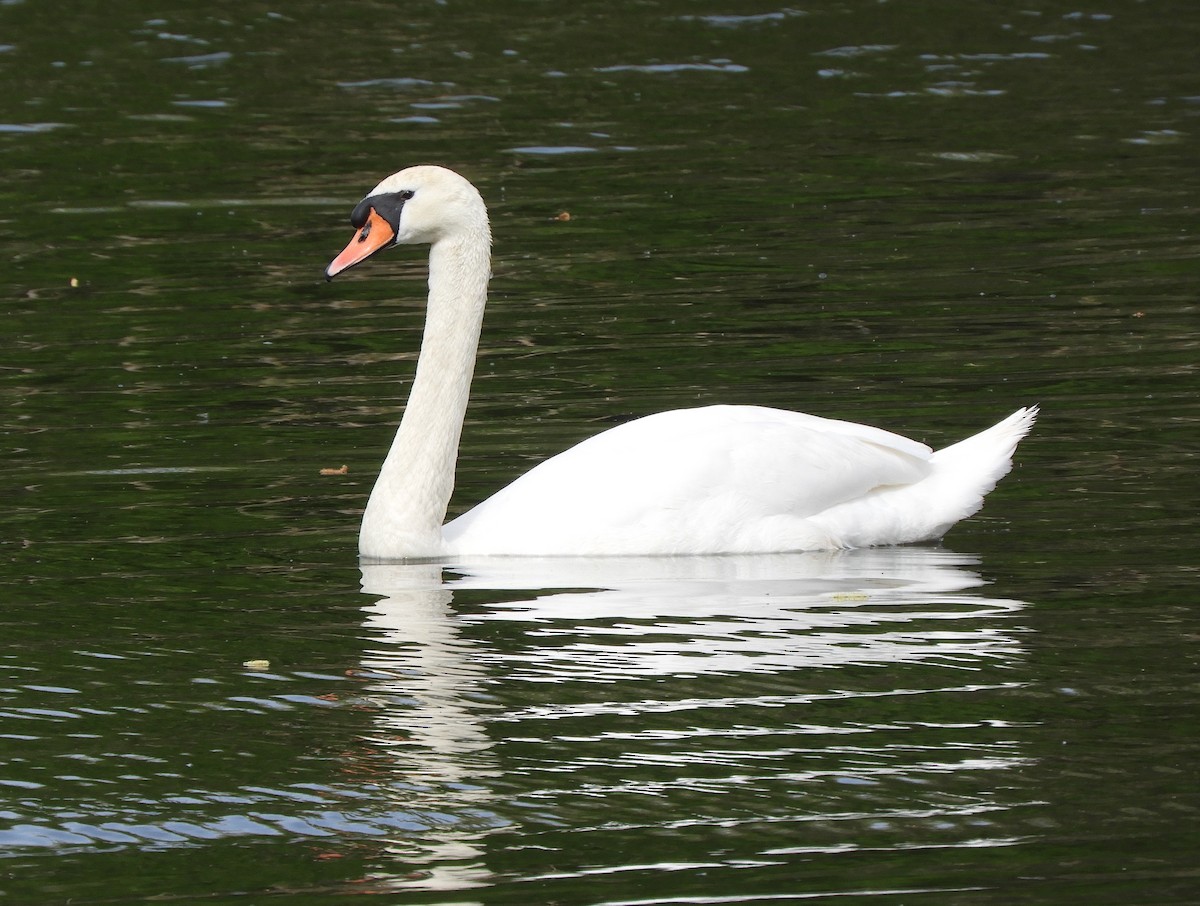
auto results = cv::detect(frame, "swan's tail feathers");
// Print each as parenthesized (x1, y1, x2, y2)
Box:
(927, 405, 1038, 527)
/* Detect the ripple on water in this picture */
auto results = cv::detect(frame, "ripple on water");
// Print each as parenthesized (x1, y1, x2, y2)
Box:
(595, 61, 749, 74)
(0, 787, 509, 852)
(0, 122, 69, 134)
(506, 145, 600, 155)
(161, 51, 232, 68)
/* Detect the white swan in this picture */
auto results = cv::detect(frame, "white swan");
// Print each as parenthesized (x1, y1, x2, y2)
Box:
(326, 165, 1036, 560)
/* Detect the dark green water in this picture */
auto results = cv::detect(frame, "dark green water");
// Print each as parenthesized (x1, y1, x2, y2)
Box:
(2, 0, 1198, 903)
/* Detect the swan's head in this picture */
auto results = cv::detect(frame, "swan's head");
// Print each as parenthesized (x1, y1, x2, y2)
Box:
(324, 165, 488, 280)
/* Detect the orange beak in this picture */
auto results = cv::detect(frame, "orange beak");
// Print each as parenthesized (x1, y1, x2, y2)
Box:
(324, 208, 397, 280)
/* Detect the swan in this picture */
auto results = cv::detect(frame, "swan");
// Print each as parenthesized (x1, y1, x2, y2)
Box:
(325, 165, 1036, 560)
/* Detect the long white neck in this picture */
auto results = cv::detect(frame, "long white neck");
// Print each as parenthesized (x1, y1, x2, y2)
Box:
(359, 229, 491, 559)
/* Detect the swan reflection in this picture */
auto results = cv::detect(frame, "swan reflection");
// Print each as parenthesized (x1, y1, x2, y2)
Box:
(355, 547, 1030, 891)
(362, 546, 1025, 679)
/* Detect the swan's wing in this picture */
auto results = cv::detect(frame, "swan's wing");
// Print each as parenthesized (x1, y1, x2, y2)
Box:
(444, 405, 934, 555)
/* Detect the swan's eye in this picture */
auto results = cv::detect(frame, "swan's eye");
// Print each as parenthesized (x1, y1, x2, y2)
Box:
(397, 189, 415, 201)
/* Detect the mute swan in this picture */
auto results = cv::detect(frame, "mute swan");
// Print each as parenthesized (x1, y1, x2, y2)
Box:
(325, 165, 1036, 560)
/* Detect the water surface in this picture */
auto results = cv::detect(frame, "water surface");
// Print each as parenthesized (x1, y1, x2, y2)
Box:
(1, 0, 1197, 903)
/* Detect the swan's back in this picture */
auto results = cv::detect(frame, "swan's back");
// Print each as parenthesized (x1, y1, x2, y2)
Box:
(442, 404, 1034, 556)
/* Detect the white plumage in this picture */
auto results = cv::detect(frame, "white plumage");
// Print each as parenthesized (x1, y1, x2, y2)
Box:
(325, 165, 1036, 560)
